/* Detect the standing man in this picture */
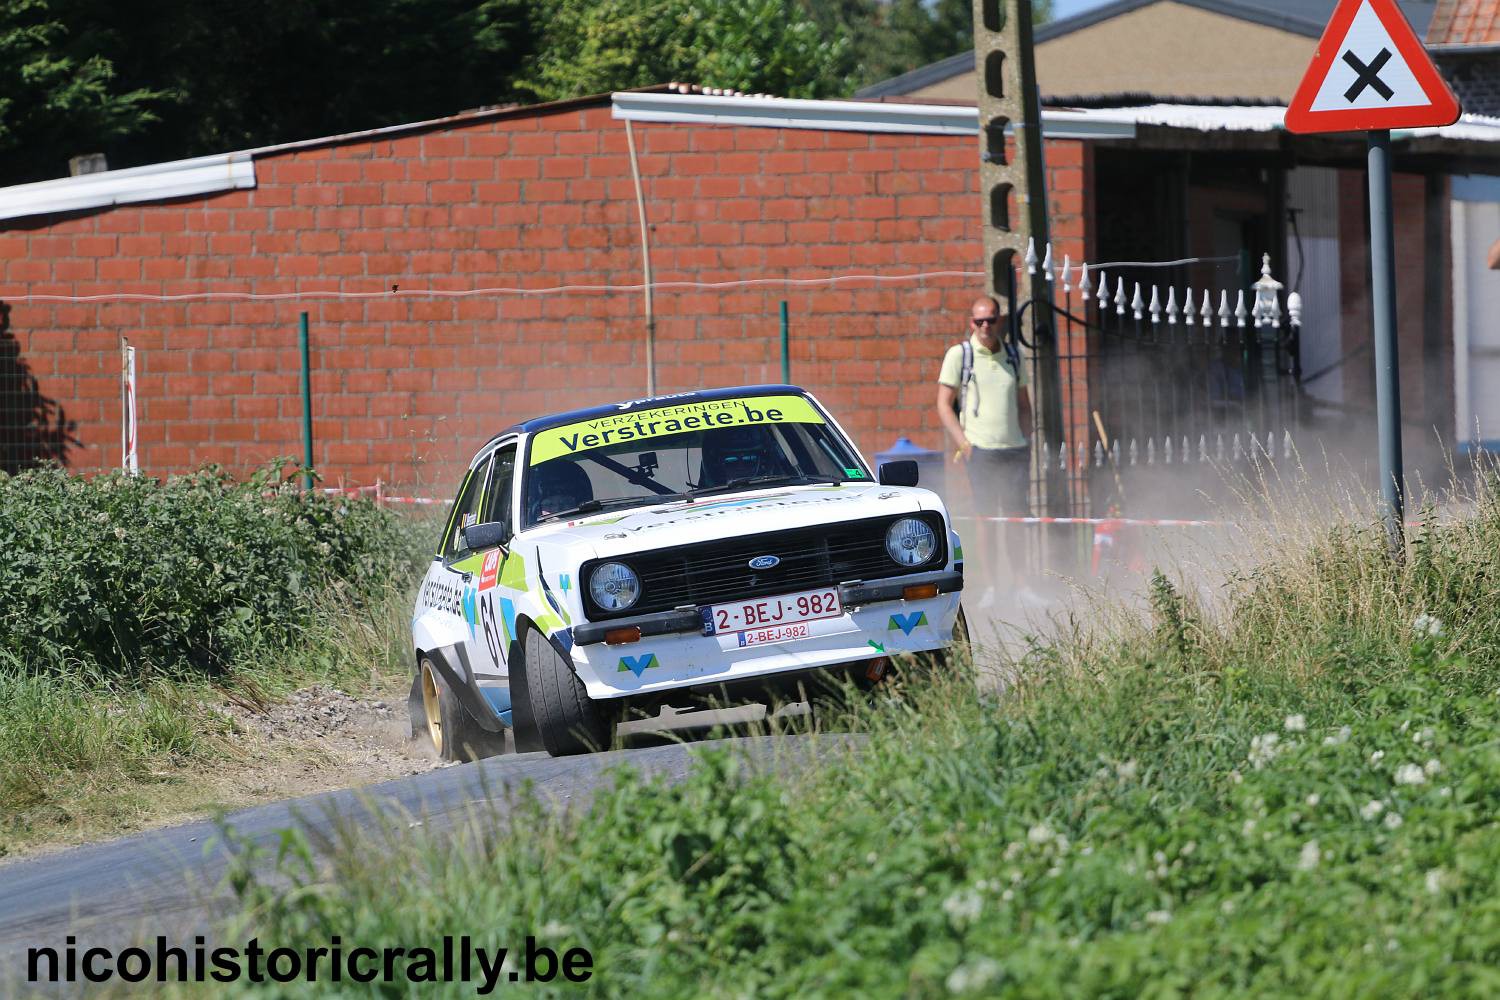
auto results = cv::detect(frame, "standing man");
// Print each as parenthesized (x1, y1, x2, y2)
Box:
(936, 296, 1032, 608)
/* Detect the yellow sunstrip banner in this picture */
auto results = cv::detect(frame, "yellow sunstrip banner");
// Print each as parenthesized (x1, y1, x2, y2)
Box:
(530, 395, 824, 465)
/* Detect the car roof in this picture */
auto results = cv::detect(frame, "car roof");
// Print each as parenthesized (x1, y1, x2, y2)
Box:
(491, 384, 813, 441)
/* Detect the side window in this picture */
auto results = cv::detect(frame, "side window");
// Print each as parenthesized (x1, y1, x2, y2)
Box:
(444, 457, 492, 559)
(481, 444, 517, 540)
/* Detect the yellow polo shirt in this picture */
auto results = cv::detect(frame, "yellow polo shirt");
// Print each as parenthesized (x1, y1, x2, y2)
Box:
(938, 335, 1028, 450)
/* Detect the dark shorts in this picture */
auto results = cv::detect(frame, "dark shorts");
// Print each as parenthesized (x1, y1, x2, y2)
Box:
(965, 446, 1030, 516)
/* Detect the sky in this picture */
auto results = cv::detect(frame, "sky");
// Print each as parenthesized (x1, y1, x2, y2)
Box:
(1053, 0, 1110, 18)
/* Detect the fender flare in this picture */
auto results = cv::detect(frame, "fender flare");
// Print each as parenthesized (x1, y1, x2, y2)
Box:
(410, 643, 508, 735)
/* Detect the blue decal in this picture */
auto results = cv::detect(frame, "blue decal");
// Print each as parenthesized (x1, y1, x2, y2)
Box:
(559, 573, 572, 594)
(618, 653, 659, 677)
(889, 611, 928, 636)
(555, 627, 574, 655)
(461, 584, 478, 638)
(500, 597, 519, 646)
(479, 685, 513, 719)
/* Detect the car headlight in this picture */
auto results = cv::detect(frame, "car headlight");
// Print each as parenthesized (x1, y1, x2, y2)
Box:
(589, 561, 641, 612)
(885, 517, 937, 567)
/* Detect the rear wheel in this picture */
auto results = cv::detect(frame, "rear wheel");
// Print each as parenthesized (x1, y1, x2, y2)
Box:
(524, 628, 614, 756)
(417, 657, 505, 762)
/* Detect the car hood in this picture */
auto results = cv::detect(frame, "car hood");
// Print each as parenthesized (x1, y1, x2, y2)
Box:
(526, 483, 939, 558)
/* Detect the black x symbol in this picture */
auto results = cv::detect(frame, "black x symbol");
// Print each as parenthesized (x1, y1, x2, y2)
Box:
(1343, 47, 1395, 102)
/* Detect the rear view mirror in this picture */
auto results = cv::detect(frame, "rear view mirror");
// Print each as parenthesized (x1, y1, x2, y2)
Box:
(462, 521, 509, 551)
(878, 460, 919, 487)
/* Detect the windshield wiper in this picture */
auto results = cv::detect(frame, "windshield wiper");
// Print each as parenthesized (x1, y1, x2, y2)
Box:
(532, 493, 691, 525)
(688, 474, 842, 497)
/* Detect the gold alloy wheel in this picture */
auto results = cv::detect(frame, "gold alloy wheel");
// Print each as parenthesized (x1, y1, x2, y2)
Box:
(420, 660, 444, 755)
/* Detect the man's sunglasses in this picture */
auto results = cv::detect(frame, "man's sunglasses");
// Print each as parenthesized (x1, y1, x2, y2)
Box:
(971, 315, 999, 325)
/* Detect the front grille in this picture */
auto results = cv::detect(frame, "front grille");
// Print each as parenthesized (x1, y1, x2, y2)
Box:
(580, 513, 945, 621)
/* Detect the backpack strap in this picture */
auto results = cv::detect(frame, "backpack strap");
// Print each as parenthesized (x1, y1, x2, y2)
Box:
(957, 340, 977, 425)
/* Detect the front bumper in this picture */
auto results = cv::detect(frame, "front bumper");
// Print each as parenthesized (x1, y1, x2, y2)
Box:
(568, 569, 963, 700)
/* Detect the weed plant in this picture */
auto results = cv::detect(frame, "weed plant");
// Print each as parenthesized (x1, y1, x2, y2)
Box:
(219, 474, 1500, 997)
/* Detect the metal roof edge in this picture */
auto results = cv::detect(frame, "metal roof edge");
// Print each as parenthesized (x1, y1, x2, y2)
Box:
(611, 92, 1137, 140)
(0, 151, 256, 224)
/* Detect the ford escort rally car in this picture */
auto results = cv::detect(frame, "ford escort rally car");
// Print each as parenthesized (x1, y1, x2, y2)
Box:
(409, 384, 968, 758)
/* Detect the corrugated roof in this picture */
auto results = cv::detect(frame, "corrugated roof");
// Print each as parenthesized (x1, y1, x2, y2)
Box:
(1427, 0, 1500, 43)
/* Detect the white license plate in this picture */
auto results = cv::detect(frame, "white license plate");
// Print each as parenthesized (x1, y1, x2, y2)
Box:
(704, 586, 842, 636)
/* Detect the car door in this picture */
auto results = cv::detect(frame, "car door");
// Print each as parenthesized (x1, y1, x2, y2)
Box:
(470, 441, 517, 681)
(434, 453, 493, 675)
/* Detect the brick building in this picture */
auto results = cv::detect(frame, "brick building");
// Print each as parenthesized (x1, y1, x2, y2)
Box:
(0, 88, 1103, 491)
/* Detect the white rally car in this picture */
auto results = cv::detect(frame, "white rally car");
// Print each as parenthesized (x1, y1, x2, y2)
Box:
(409, 384, 967, 758)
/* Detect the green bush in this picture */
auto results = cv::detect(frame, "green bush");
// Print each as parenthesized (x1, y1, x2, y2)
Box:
(0, 464, 432, 680)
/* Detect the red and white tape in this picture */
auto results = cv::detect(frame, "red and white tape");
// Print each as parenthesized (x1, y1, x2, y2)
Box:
(954, 515, 1224, 528)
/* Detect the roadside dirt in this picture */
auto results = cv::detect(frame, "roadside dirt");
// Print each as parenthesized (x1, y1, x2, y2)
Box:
(1, 679, 451, 865)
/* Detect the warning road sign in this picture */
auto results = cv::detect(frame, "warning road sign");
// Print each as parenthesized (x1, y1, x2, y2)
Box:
(1285, 0, 1460, 133)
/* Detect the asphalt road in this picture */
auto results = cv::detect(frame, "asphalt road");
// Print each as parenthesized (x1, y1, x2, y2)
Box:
(0, 728, 848, 992)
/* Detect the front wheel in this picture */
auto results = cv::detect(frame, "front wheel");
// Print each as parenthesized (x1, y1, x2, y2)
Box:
(523, 628, 615, 756)
(418, 657, 477, 762)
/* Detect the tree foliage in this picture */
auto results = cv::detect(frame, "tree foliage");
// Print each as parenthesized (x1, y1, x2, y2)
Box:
(518, 0, 851, 102)
(0, 0, 1055, 184)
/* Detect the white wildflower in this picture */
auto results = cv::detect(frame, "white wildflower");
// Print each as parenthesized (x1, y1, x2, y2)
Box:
(1003, 841, 1023, 861)
(1046, 866, 1061, 878)
(1055, 835, 1071, 855)
(1324, 725, 1352, 746)
(1153, 850, 1168, 866)
(1360, 799, 1386, 820)
(865, 852, 878, 865)
(1425, 869, 1445, 895)
(113, 526, 127, 541)
(1297, 840, 1321, 871)
(1001, 889, 1014, 902)
(1306, 793, 1321, 807)
(1284, 714, 1307, 733)
(945, 957, 1003, 995)
(1229, 769, 1244, 785)
(1414, 726, 1436, 747)
(1439, 786, 1452, 798)
(1424, 758, 1442, 776)
(1249, 733, 1281, 769)
(1079, 845, 1094, 856)
(1115, 759, 1139, 781)
(1027, 823, 1054, 845)
(538, 920, 570, 938)
(1384, 812, 1404, 830)
(1220, 899, 1236, 915)
(1400, 720, 1411, 734)
(942, 888, 983, 926)
(1370, 750, 1386, 766)
(1394, 763, 1428, 786)
(95, 511, 110, 524)
(1387, 938, 1400, 953)
(1180, 841, 1197, 857)
(1413, 614, 1445, 637)
(1145, 910, 1172, 926)
(1242, 819, 1257, 836)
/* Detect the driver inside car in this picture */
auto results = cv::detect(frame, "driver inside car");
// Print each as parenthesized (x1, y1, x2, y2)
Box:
(697, 425, 795, 488)
(526, 460, 594, 522)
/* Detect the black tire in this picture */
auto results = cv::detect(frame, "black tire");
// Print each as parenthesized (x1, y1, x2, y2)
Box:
(417, 657, 479, 762)
(523, 627, 614, 756)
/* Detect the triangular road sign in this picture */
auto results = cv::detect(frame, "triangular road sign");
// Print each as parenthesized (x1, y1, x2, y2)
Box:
(1285, 0, 1461, 133)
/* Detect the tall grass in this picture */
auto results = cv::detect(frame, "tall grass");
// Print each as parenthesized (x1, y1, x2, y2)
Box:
(217, 470, 1500, 997)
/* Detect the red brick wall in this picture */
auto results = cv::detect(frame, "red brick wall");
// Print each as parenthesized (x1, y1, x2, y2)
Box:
(1, 101, 1091, 491)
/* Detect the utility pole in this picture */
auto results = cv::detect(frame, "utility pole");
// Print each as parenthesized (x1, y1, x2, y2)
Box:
(973, 0, 1065, 514)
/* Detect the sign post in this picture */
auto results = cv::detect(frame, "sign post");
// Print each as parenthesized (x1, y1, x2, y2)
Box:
(1284, 0, 1460, 551)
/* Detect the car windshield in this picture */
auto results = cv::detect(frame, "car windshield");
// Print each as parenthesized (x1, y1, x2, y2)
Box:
(521, 393, 867, 528)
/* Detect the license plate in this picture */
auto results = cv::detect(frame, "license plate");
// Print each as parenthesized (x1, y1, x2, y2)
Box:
(737, 622, 811, 647)
(703, 586, 842, 636)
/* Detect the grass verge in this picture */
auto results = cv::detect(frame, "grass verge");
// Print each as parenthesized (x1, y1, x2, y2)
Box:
(217, 475, 1500, 997)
